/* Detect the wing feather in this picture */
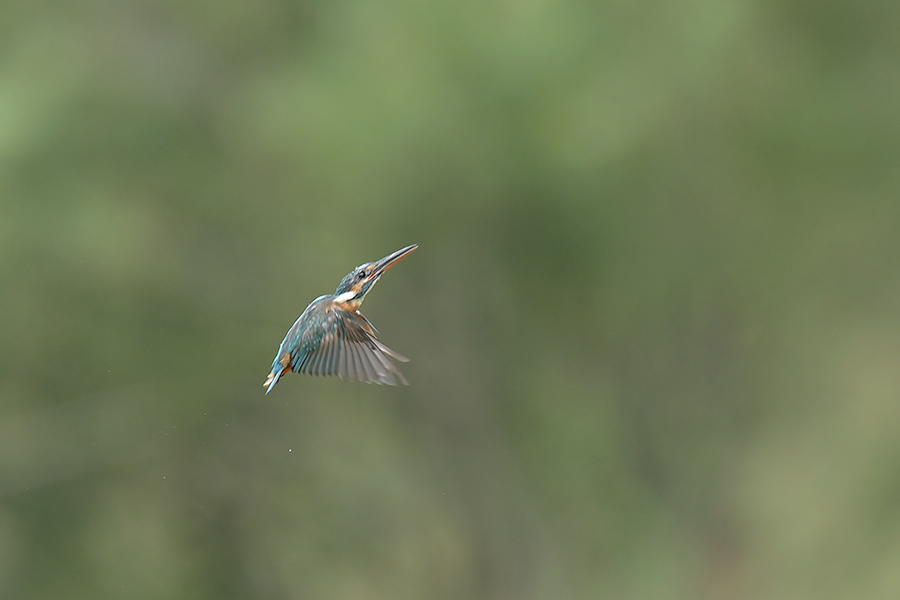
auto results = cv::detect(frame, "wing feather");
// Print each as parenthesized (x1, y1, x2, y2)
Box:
(315, 341, 327, 375)
(365, 342, 393, 384)
(306, 345, 318, 375)
(349, 341, 365, 382)
(315, 335, 329, 376)
(280, 304, 410, 385)
(371, 342, 406, 385)
(338, 337, 350, 380)
(293, 350, 308, 373)
(324, 335, 338, 376)
(361, 343, 385, 384)
(323, 335, 335, 375)
(343, 332, 361, 382)
(354, 342, 375, 382)
(341, 337, 352, 380)
(372, 337, 410, 362)
(311, 340, 325, 375)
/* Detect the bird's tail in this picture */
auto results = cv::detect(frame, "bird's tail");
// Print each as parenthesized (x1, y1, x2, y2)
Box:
(263, 368, 284, 394)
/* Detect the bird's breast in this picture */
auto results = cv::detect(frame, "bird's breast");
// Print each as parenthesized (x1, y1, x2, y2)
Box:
(329, 298, 362, 313)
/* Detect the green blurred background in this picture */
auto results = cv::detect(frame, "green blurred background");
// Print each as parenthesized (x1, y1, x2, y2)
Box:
(2, 0, 900, 598)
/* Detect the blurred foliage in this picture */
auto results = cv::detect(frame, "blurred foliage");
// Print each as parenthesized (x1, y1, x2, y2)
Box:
(2, 0, 900, 598)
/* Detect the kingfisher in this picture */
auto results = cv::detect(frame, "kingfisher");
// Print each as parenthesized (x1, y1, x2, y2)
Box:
(263, 244, 417, 394)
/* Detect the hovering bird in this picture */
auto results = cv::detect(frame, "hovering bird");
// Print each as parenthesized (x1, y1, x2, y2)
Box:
(263, 244, 417, 394)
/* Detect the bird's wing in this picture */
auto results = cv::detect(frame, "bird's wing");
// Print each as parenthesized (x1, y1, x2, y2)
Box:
(292, 307, 409, 385)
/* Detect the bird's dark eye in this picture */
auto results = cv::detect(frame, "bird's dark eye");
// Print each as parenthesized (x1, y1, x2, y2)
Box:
(357, 270, 366, 281)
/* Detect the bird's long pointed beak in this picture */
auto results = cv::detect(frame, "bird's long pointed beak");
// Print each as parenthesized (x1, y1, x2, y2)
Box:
(369, 244, 418, 279)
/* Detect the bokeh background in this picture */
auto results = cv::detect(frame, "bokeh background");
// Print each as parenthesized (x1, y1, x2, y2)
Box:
(2, 0, 900, 598)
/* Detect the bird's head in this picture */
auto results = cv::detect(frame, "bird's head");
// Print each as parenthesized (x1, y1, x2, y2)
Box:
(333, 244, 417, 308)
